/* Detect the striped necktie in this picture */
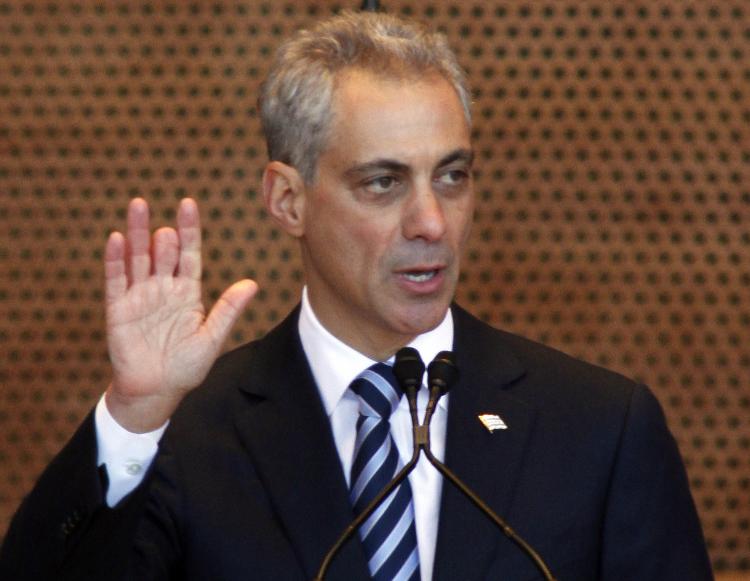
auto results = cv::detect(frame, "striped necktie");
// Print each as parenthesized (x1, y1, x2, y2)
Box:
(349, 362, 420, 581)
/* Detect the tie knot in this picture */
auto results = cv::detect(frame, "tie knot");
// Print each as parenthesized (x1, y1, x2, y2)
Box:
(349, 362, 403, 420)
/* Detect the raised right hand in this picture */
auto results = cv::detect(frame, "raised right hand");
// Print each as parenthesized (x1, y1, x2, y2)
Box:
(104, 198, 258, 432)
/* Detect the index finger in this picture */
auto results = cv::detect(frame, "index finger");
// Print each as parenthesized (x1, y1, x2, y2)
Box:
(176, 198, 202, 281)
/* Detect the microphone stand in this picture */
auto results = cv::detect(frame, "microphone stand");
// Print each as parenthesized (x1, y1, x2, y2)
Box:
(314, 350, 557, 581)
(313, 379, 421, 580)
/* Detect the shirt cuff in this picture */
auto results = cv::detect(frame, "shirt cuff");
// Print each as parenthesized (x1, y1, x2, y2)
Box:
(95, 394, 169, 507)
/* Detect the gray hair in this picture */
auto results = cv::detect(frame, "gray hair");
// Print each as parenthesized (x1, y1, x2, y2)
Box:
(258, 11, 472, 184)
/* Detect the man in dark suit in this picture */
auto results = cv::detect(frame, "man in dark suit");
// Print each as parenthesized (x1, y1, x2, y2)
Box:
(0, 11, 712, 581)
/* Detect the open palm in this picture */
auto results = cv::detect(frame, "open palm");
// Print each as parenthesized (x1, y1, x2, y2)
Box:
(104, 198, 257, 432)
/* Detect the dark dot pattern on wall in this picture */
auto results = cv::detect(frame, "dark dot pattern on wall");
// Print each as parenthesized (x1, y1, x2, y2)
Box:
(0, 1, 748, 574)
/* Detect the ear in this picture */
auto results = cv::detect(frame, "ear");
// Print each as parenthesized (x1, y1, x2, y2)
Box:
(262, 161, 306, 237)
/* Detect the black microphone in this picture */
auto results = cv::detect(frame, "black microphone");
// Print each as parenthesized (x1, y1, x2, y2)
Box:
(419, 352, 558, 581)
(393, 346, 424, 439)
(422, 350, 458, 429)
(313, 347, 424, 581)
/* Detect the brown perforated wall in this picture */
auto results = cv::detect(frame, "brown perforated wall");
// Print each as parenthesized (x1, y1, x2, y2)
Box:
(1, 1, 748, 575)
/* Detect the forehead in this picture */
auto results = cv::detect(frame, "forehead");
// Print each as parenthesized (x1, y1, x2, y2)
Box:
(322, 69, 471, 168)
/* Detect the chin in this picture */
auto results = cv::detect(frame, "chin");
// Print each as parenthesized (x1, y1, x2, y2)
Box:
(392, 301, 451, 336)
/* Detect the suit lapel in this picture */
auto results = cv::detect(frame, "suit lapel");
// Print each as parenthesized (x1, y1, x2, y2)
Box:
(433, 306, 537, 581)
(227, 305, 537, 580)
(232, 309, 370, 581)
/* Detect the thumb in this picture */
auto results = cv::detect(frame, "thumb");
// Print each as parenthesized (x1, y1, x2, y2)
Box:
(202, 279, 259, 348)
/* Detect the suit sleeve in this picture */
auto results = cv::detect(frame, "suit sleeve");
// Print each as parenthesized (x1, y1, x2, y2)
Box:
(599, 385, 714, 580)
(0, 411, 151, 581)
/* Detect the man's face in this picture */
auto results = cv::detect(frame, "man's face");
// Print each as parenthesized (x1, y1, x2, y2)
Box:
(300, 69, 474, 359)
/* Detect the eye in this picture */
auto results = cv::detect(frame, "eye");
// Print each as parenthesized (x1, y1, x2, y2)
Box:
(362, 175, 400, 195)
(436, 168, 470, 187)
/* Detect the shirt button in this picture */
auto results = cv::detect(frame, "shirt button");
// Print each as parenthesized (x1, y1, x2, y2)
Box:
(125, 461, 143, 476)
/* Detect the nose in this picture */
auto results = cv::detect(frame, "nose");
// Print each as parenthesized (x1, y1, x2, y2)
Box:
(402, 182, 448, 242)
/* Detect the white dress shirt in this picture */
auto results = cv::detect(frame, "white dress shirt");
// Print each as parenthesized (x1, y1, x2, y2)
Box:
(96, 287, 452, 581)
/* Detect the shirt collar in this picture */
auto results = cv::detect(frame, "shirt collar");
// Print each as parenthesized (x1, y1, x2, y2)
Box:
(298, 287, 454, 417)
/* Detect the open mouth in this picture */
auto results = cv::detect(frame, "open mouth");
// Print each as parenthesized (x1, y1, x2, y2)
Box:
(401, 269, 440, 283)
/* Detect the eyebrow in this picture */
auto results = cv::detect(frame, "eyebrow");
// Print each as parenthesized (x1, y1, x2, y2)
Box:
(343, 147, 475, 180)
(439, 148, 475, 168)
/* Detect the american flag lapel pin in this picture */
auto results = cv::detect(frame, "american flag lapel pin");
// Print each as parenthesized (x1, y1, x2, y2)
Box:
(478, 413, 508, 432)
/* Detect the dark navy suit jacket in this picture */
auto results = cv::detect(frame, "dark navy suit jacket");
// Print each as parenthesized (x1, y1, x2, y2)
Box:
(0, 305, 713, 580)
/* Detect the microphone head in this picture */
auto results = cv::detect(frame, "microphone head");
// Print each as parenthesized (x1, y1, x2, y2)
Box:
(393, 347, 425, 392)
(427, 351, 459, 395)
